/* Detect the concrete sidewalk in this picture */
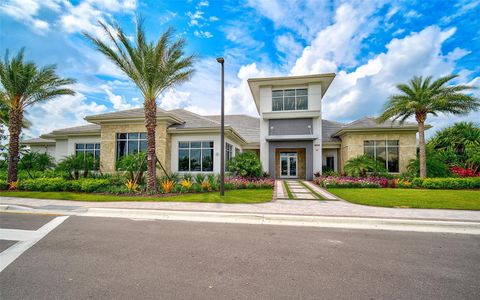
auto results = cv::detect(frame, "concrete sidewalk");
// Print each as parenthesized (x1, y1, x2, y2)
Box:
(1, 195, 479, 222)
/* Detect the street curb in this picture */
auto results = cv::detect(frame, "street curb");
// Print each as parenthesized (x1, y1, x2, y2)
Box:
(2, 205, 479, 235)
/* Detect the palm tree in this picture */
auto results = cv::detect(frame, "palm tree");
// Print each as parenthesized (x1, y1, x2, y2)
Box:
(84, 20, 195, 191)
(0, 49, 76, 183)
(378, 75, 479, 178)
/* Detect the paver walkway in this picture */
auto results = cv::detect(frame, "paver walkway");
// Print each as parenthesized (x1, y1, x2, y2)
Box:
(285, 180, 319, 200)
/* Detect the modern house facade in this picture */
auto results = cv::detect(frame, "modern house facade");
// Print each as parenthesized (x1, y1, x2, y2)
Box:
(23, 74, 422, 179)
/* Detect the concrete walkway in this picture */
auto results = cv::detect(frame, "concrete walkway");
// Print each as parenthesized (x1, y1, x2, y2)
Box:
(1, 195, 480, 222)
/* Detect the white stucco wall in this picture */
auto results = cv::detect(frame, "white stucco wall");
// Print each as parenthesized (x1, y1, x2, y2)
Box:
(170, 133, 242, 174)
(257, 82, 324, 176)
(52, 136, 101, 162)
(29, 145, 56, 158)
(259, 86, 271, 173)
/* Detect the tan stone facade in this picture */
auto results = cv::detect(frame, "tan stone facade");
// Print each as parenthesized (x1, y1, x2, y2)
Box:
(99, 121, 171, 176)
(339, 131, 417, 173)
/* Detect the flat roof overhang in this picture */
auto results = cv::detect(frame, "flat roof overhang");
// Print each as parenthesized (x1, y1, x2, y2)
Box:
(248, 73, 336, 113)
(266, 134, 319, 141)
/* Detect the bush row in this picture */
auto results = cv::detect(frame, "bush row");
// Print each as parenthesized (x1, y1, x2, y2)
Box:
(313, 176, 388, 188)
(410, 177, 480, 190)
(17, 178, 110, 192)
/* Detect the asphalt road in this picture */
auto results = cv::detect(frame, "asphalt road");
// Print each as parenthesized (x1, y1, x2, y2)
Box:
(1, 212, 479, 299)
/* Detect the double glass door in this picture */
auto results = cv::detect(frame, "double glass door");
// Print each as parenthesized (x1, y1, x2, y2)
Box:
(280, 152, 297, 178)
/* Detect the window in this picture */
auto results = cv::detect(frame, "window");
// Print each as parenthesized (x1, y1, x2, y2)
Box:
(272, 88, 308, 111)
(116, 133, 147, 160)
(364, 140, 399, 172)
(178, 141, 214, 172)
(326, 156, 335, 170)
(226, 143, 233, 171)
(75, 143, 100, 160)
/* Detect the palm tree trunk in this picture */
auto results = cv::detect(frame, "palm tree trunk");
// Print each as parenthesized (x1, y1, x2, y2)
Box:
(7, 108, 23, 183)
(144, 99, 158, 191)
(417, 120, 427, 178)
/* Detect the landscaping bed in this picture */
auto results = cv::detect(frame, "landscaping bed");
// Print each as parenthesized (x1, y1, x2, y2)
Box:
(328, 188, 480, 210)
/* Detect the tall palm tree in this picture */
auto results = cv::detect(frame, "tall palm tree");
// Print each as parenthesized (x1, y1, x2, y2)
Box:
(378, 75, 479, 178)
(84, 20, 195, 191)
(0, 49, 76, 183)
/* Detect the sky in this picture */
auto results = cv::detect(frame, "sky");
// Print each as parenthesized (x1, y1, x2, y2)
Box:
(1, 0, 479, 139)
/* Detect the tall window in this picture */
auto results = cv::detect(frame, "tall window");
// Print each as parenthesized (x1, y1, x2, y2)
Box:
(225, 143, 233, 171)
(272, 88, 308, 111)
(178, 141, 214, 172)
(75, 143, 100, 160)
(364, 140, 399, 172)
(116, 133, 147, 160)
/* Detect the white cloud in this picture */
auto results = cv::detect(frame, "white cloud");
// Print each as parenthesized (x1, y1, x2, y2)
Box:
(159, 89, 192, 110)
(194, 30, 213, 39)
(103, 88, 134, 110)
(320, 26, 467, 126)
(0, 0, 51, 33)
(246, 0, 336, 41)
(274, 33, 303, 69)
(60, 0, 137, 36)
(25, 93, 107, 137)
(290, 3, 381, 75)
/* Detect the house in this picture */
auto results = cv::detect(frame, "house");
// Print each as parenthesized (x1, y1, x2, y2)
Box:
(22, 73, 422, 180)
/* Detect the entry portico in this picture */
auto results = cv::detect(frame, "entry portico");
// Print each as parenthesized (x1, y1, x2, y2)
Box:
(248, 73, 336, 180)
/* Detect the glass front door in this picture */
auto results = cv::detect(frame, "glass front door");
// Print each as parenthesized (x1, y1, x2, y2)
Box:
(280, 152, 298, 178)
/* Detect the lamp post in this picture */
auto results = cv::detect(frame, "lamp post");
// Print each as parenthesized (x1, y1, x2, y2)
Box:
(217, 57, 225, 196)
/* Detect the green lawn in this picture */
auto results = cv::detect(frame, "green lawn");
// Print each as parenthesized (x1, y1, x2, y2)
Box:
(0, 189, 273, 204)
(328, 188, 480, 210)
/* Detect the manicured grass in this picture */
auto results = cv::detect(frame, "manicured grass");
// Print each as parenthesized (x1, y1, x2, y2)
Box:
(328, 188, 480, 210)
(283, 181, 294, 199)
(0, 189, 273, 204)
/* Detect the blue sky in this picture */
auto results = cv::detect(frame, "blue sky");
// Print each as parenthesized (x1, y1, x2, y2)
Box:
(1, 0, 479, 138)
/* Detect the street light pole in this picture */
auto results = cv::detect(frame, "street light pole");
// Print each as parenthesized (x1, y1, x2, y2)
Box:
(217, 57, 225, 196)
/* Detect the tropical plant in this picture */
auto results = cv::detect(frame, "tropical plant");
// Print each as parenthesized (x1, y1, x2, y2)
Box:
(228, 152, 263, 178)
(343, 155, 386, 177)
(19, 152, 55, 178)
(116, 152, 147, 184)
(84, 19, 195, 191)
(407, 153, 451, 178)
(125, 179, 139, 193)
(0, 48, 76, 183)
(180, 178, 192, 189)
(161, 179, 175, 193)
(57, 154, 97, 180)
(378, 74, 479, 178)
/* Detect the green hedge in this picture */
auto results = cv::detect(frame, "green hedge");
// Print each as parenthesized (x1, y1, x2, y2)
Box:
(411, 177, 480, 189)
(18, 178, 110, 192)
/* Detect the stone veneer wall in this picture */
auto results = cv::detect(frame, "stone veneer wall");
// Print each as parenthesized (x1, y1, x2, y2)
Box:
(339, 131, 417, 174)
(99, 122, 171, 175)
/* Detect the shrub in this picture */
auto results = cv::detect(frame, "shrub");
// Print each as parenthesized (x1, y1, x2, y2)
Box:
(194, 173, 205, 184)
(116, 153, 147, 184)
(57, 154, 98, 180)
(161, 179, 175, 193)
(19, 152, 56, 178)
(407, 156, 451, 178)
(228, 152, 262, 178)
(0, 181, 8, 190)
(180, 179, 192, 190)
(17, 178, 109, 192)
(125, 179, 139, 193)
(343, 155, 386, 177)
(419, 177, 480, 189)
(450, 166, 479, 177)
(224, 177, 275, 189)
(314, 176, 388, 188)
(201, 180, 211, 191)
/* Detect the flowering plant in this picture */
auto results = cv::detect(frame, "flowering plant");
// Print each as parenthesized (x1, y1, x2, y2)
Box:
(313, 176, 388, 188)
(224, 177, 275, 189)
(161, 179, 175, 193)
(450, 166, 479, 177)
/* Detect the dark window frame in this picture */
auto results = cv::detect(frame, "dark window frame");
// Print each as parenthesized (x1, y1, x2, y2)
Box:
(75, 143, 100, 160)
(116, 132, 147, 160)
(364, 140, 399, 173)
(272, 88, 308, 111)
(178, 141, 214, 172)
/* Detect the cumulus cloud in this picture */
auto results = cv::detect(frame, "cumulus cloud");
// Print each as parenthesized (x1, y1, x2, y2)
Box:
(103, 88, 134, 110)
(320, 26, 468, 126)
(0, 0, 52, 33)
(25, 93, 107, 137)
